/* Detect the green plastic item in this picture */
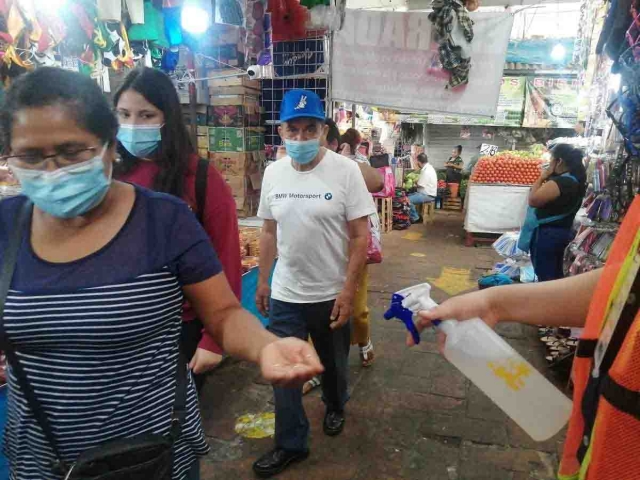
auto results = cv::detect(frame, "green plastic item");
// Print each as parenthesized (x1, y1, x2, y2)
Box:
(128, 1, 169, 49)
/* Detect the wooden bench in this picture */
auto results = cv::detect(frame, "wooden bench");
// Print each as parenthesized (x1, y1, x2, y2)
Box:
(421, 201, 436, 225)
(374, 197, 393, 233)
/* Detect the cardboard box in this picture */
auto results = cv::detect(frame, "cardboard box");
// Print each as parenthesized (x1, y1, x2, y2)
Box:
(197, 126, 209, 136)
(210, 152, 251, 176)
(208, 103, 261, 127)
(207, 69, 260, 90)
(209, 94, 260, 106)
(209, 86, 261, 96)
(197, 135, 209, 149)
(198, 148, 209, 158)
(208, 128, 264, 152)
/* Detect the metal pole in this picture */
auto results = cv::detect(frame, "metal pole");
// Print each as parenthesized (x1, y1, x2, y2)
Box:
(351, 103, 356, 128)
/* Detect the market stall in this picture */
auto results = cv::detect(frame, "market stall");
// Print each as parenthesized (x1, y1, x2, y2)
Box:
(464, 150, 545, 245)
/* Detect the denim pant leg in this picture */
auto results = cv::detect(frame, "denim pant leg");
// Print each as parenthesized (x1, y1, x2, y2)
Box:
(185, 460, 200, 480)
(268, 299, 309, 451)
(306, 301, 351, 412)
(531, 226, 572, 282)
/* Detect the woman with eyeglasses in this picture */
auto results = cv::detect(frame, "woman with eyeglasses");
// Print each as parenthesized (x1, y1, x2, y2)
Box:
(113, 67, 242, 389)
(0, 67, 322, 480)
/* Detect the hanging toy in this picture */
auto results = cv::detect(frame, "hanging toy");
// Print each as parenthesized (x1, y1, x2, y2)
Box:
(269, 0, 309, 42)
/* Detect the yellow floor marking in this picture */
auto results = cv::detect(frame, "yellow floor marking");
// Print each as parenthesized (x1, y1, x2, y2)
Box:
(410, 253, 427, 257)
(235, 412, 275, 439)
(403, 232, 423, 241)
(427, 267, 477, 296)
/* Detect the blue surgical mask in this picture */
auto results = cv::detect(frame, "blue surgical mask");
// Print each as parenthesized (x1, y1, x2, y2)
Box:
(284, 139, 320, 165)
(10, 147, 111, 219)
(117, 124, 162, 158)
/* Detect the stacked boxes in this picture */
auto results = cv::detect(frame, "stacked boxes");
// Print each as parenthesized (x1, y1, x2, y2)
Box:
(206, 70, 265, 218)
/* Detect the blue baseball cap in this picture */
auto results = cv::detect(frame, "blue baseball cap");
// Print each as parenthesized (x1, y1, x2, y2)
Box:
(280, 89, 325, 123)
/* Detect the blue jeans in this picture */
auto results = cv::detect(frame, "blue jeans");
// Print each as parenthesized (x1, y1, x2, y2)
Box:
(530, 225, 573, 282)
(408, 192, 436, 222)
(268, 299, 351, 451)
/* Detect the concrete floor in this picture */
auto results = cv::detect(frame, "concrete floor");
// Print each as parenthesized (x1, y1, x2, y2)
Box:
(198, 211, 567, 480)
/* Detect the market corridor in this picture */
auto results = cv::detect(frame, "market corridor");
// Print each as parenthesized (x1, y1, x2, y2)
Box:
(199, 212, 564, 480)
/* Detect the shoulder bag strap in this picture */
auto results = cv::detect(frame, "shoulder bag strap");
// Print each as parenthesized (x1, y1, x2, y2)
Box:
(0, 200, 69, 472)
(195, 158, 209, 225)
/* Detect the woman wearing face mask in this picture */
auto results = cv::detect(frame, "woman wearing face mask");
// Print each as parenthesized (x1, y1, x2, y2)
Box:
(525, 143, 587, 281)
(0, 67, 322, 480)
(113, 68, 242, 389)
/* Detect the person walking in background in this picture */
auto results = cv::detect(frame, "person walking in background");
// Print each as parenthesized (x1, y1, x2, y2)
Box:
(253, 90, 375, 477)
(0, 67, 322, 480)
(445, 145, 464, 186)
(113, 68, 242, 390)
(408, 153, 438, 223)
(526, 143, 587, 281)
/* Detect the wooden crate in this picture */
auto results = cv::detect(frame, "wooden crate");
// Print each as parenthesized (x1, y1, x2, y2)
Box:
(375, 197, 393, 233)
(443, 197, 463, 212)
(421, 202, 436, 225)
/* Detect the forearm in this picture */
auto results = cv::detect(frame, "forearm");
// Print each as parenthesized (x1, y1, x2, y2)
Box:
(529, 175, 546, 197)
(358, 163, 384, 193)
(258, 232, 277, 284)
(205, 306, 278, 363)
(343, 235, 367, 294)
(490, 269, 601, 328)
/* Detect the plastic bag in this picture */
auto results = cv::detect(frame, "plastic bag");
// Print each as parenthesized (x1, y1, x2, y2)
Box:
(366, 213, 382, 264)
(372, 166, 395, 198)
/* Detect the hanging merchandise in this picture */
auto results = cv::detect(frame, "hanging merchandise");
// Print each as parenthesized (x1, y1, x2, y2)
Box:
(268, 0, 309, 42)
(128, 1, 170, 48)
(429, 0, 474, 89)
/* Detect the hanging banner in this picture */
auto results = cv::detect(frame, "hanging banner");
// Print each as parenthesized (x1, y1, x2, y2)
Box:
(428, 76, 526, 126)
(523, 77, 580, 128)
(332, 10, 513, 117)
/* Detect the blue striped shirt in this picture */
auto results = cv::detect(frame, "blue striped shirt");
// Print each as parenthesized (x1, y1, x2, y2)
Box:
(0, 187, 222, 479)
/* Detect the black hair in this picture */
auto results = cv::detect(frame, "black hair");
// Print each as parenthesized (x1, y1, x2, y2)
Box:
(455, 145, 463, 154)
(340, 128, 362, 155)
(551, 143, 587, 195)
(325, 118, 340, 146)
(0, 67, 118, 153)
(113, 67, 194, 198)
(417, 153, 429, 165)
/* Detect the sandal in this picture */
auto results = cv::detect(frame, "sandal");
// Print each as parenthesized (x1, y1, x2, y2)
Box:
(359, 339, 375, 367)
(302, 376, 321, 396)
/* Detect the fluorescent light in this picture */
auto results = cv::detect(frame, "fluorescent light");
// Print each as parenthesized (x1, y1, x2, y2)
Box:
(551, 43, 566, 61)
(181, 5, 211, 34)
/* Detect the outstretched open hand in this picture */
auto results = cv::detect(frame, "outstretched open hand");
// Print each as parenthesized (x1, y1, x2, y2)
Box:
(259, 338, 324, 387)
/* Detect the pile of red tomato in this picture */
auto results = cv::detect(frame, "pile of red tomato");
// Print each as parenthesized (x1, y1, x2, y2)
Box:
(470, 154, 544, 186)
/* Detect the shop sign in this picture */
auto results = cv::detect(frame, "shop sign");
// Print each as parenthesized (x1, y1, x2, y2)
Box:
(332, 10, 514, 117)
(480, 144, 499, 156)
(523, 76, 580, 128)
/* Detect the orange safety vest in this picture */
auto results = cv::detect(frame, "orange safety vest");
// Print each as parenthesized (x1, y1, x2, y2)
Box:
(558, 195, 640, 480)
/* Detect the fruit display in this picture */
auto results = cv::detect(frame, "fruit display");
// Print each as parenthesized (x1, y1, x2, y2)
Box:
(470, 151, 544, 186)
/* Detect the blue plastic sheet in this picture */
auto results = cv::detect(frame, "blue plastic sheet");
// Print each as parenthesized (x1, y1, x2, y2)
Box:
(241, 265, 274, 327)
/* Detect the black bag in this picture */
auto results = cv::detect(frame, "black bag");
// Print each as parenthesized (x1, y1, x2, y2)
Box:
(0, 200, 187, 480)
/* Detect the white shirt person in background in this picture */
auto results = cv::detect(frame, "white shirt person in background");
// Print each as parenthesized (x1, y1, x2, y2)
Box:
(408, 153, 438, 223)
(253, 89, 375, 478)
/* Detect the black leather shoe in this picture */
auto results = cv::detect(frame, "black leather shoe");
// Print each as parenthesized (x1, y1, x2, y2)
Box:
(323, 410, 346, 436)
(252, 448, 309, 478)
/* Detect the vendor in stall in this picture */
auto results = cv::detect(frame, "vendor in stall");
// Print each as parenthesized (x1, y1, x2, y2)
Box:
(408, 153, 438, 223)
(445, 145, 464, 184)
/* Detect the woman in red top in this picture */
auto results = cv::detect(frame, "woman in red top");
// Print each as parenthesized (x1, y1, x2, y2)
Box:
(113, 68, 242, 390)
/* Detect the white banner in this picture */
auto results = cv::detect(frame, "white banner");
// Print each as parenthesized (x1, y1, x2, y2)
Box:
(332, 10, 514, 117)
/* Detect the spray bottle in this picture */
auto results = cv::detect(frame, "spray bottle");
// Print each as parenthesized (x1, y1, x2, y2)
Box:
(384, 283, 572, 441)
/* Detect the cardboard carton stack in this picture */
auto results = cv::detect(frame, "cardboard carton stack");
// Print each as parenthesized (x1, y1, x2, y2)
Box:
(208, 70, 265, 218)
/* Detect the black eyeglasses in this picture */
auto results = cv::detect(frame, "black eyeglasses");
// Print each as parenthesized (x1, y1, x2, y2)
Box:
(2, 147, 101, 170)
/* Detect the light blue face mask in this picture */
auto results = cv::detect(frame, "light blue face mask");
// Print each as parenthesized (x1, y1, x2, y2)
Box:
(284, 139, 320, 165)
(117, 124, 162, 158)
(10, 147, 111, 219)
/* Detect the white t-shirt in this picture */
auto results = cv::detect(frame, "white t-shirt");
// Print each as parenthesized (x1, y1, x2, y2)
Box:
(258, 150, 376, 303)
(417, 163, 438, 197)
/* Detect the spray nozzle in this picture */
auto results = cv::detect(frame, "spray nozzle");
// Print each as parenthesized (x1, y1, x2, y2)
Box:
(384, 293, 422, 345)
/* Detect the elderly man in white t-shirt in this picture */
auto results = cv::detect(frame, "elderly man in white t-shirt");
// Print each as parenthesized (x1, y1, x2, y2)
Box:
(253, 89, 376, 478)
(408, 153, 438, 223)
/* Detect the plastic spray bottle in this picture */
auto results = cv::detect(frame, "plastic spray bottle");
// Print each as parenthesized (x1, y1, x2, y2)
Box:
(384, 283, 572, 442)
